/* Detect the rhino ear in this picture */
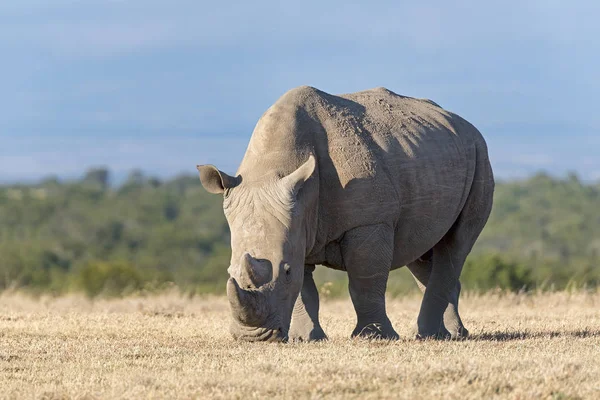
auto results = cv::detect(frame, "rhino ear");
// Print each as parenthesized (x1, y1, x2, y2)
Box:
(197, 165, 239, 194)
(280, 154, 316, 197)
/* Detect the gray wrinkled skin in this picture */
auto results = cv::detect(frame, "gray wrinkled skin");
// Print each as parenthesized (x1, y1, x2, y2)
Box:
(198, 86, 494, 342)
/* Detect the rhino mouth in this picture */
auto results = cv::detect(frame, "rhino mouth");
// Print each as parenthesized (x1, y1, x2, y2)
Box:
(230, 323, 287, 342)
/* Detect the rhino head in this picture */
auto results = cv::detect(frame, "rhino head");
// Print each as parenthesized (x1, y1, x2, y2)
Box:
(197, 155, 317, 342)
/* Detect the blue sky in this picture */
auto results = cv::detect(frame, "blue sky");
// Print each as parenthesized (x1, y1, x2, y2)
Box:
(1, 0, 598, 183)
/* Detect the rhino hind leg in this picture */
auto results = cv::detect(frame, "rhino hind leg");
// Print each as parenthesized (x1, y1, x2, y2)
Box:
(289, 265, 327, 342)
(343, 224, 399, 340)
(407, 258, 468, 339)
(415, 154, 494, 340)
(415, 220, 481, 340)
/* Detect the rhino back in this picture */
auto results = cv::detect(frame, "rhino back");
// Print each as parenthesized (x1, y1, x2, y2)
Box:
(237, 86, 489, 268)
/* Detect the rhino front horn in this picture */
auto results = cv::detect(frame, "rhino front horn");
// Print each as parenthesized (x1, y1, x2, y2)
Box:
(227, 277, 269, 326)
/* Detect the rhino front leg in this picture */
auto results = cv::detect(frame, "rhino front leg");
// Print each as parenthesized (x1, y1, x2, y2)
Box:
(289, 265, 327, 342)
(407, 257, 468, 339)
(343, 224, 399, 340)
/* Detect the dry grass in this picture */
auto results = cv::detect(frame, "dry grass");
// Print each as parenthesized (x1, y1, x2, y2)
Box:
(1, 291, 599, 399)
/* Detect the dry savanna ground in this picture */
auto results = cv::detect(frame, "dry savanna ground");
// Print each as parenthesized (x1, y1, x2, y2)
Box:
(1, 291, 600, 399)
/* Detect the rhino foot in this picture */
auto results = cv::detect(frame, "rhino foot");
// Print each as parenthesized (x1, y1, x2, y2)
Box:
(412, 322, 452, 340)
(443, 312, 470, 339)
(288, 326, 327, 342)
(352, 322, 399, 340)
(449, 325, 469, 340)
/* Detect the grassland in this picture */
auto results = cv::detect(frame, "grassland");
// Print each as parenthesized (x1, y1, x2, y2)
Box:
(1, 291, 599, 399)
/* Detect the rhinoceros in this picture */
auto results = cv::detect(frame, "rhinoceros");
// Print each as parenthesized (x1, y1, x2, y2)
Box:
(197, 86, 494, 342)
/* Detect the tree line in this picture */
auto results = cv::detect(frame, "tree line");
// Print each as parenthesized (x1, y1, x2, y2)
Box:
(0, 168, 598, 297)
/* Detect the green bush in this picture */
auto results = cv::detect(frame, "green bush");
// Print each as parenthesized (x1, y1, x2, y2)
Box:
(75, 261, 143, 298)
(0, 170, 599, 297)
(462, 254, 533, 291)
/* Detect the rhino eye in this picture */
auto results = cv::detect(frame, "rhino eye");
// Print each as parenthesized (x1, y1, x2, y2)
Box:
(283, 263, 292, 283)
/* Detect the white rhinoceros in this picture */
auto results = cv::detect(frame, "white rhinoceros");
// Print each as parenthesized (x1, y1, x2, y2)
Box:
(198, 86, 494, 342)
